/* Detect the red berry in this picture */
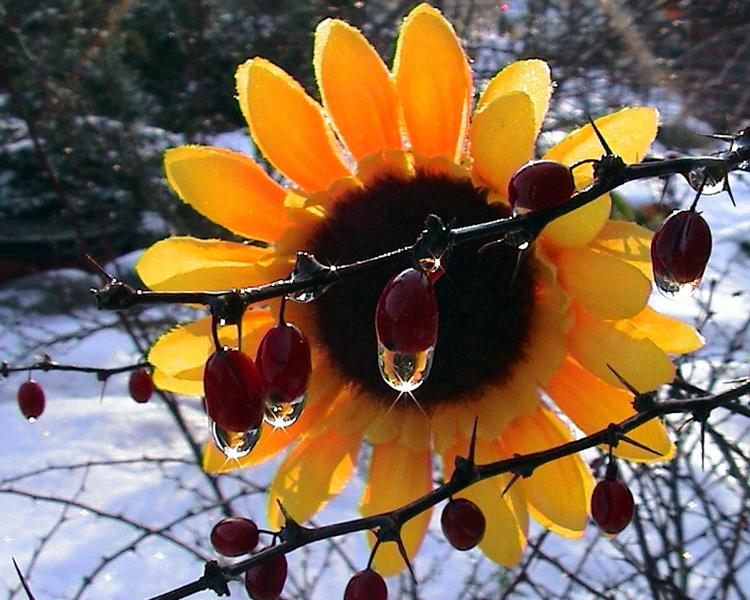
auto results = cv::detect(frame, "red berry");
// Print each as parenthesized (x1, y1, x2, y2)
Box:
(440, 498, 486, 551)
(128, 368, 154, 403)
(203, 348, 265, 432)
(591, 464, 635, 535)
(18, 380, 45, 420)
(244, 553, 287, 600)
(344, 569, 387, 600)
(508, 160, 575, 212)
(210, 516, 259, 557)
(651, 209, 712, 286)
(375, 268, 438, 353)
(256, 322, 312, 403)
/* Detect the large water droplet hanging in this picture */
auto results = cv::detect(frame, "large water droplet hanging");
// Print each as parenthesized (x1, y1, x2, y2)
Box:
(654, 272, 702, 300)
(210, 419, 261, 460)
(687, 166, 725, 195)
(264, 394, 306, 428)
(377, 343, 435, 392)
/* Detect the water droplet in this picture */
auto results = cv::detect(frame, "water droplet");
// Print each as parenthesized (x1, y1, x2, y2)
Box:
(210, 419, 261, 459)
(289, 252, 334, 303)
(654, 272, 702, 300)
(377, 343, 435, 392)
(687, 166, 725, 195)
(264, 394, 306, 428)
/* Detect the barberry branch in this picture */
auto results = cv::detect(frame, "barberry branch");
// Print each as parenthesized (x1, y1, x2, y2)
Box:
(90, 140, 750, 321)
(1, 356, 148, 380)
(145, 378, 750, 599)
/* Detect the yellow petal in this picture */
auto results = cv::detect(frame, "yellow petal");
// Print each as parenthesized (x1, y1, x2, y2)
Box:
(237, 58, 351, 193)
(502, 407, 592, 536)
(399, 409, 432, 451)
(314, 19, 403, 160)
(478, 59, 551, 134)
(544, 107, 659, 188)
(546, 356, 674, 461)
(268, 428, 362, 528)
(164, 146, 288, 242)
(469, 91, 535, 195)
(442, 438, 527, 566)
(148, 311, 275, 378)
(137, 237, 274, 292)
(568, 305, 675, 392)
(394, 4, 472, 160)
(153, 367, 203, 396)
(556, 247, 651, 319)
(541, 193, 612, 248)
(621, 307, 704, 354)
(361, 442, 432, 576)
(589, 219, 653, 279)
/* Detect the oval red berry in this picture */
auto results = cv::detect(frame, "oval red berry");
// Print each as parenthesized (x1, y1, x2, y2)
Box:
(210, 516, 259, 557)
(256, 323, 311, 402)
(203, 348, 265, 432)
(508, 160, 575, 212)
(375, 268, 438, 353)
(244, 553, 287, 600)
(441, 498, 486, 551)
(129, 369, 154, 403)
(18, 380, 45, 419)
(651, 210, 712, 285)
(591, 477, 635, 535)
(344, 569, 388, 600)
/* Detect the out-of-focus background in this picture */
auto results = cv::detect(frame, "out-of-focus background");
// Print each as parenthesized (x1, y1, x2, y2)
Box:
(2, 1, 750, 599)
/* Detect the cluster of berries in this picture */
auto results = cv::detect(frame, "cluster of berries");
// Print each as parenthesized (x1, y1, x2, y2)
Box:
(16, 368, 154, 420)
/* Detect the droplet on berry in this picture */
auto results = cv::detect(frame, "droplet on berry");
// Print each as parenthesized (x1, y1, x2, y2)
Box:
(375, 268, 438, 392)
(203, 348, 265, 433)
(210, 516, 259, 557)
(244, 553, 287, 600)
(210, 419, 262, 460)
(440, 498, 486, 551)
(18, 380, 45, 421)
(344, 568, 388, 600)
(128, 368, 154, 403)
(256, 321, 311, 428)
(508, 160, 576, 214)
(651, 209, 712, 299)
(590, 462, 635, 536)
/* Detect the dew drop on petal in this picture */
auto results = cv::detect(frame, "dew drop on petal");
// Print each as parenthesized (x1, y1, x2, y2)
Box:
(377, 342, 435, 392)
(209, 419, 261, 460)
(264, 394, 306, 428)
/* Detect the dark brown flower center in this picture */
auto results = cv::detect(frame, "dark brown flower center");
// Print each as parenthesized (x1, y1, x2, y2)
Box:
(305, 170, 536, 409)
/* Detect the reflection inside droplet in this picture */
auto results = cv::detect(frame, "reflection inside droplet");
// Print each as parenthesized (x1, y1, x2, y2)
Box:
(210, 419, 261, 459)
(377, 343, 434, 392)
(264, 394, 306, 428)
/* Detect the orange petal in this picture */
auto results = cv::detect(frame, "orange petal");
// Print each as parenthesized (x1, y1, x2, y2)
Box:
(546, 356, 674, 461)
(236, 58, 351, 193)
(314, 19, 403, 160)
(137, 237, 274, 292)
(153, 367, 203, 396)
(268, 428, 362, 527)
(589, 219, 653, 279)
(442, 438, 527, 566)
(148, 311, 275, 378)
(502, 407, 592, 537)
(556, 247, 651, 319)
(567, 305, 675, 392)
(361, 442, 432, 576)
(622, 307, 704, 354)
(478, 59, 551, 134)
(544, 107, 659, 188)
(164, 146, 288, 242)
(469, 91, 535, 196)
(394, 4, 472, 160)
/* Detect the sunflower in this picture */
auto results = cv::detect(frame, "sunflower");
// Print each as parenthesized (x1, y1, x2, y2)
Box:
(138, 3, 703, 574)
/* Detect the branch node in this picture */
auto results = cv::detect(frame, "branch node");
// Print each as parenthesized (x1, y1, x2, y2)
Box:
(412, 213, 453, 272)
(201, 560, 230, 597)
(209, 291, 246, 327)
(277, 500, 306, 543)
